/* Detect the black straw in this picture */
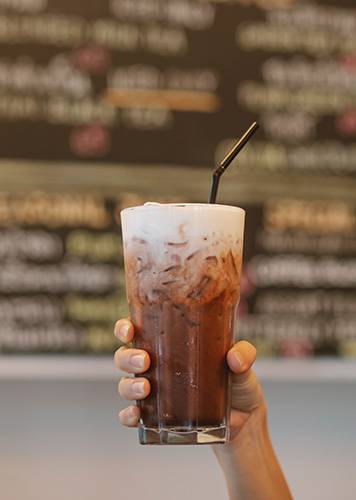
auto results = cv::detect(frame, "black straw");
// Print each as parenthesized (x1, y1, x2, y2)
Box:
(209, 122, 259, 204)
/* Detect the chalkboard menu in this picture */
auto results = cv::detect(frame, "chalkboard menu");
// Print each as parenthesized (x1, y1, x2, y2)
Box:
(0, 191, 124, 353)
(1, 0, 356, 174)
(239, 198, 356, 357)
(0, 190, 355, 356)
(1, 0, 356, 358)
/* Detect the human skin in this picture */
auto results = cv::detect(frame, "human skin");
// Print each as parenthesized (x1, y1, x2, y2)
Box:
(114, 318, 292, 500)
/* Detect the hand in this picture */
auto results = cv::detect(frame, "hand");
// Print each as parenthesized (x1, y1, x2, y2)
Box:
(113, 318, 263, 441)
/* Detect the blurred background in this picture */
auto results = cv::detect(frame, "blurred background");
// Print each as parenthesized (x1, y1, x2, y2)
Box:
(0, 0, 356, 499)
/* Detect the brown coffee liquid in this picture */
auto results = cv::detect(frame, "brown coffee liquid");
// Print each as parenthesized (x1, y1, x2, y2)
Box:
(131, 292, 236, 428)
(126, 242, 241, 430)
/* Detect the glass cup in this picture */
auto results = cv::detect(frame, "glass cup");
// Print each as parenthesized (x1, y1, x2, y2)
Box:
(121, 203, 245, 445)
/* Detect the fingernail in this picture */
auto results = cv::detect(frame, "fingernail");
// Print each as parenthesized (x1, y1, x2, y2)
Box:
(127, 406, 136, 417)
(130, 354, 145, 369)
(127, 414, 137, 425)
(119, 407, 134, 418)
(115, 321, 130, 341)
(127, 407, 139, 424)
(132, 381, 145, 396)
(234, 352, 245, 371)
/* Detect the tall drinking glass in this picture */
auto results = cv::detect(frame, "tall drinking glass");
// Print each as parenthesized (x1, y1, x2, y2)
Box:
(121, 203, 245, 445)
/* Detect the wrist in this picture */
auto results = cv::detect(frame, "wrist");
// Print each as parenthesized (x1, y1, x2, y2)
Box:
(212, 403, 292, 500)
(213, 402, 268, 461)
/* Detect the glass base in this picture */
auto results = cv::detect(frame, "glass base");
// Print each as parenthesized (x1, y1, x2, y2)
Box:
(138, 424, 229, 445)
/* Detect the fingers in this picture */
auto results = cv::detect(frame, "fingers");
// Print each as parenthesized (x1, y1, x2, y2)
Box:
(114, 319, 134, 343)
(114, 318, 151, 374)
(114, 319, 147, 429)
(118, 377, 151, 401)
(114, 346, 151, 374)
(227, 340, 257, 374)
(119, 405, 140, 427)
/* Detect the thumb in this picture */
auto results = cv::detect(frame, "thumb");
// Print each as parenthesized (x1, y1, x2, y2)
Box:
(231, 369, 262, 413)
(227, 341, 263, 413)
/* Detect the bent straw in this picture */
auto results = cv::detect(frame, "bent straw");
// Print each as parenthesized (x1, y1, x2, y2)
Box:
(209, 122, 259, 204)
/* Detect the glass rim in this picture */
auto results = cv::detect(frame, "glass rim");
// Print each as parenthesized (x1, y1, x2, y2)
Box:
(121, 203, 245, 216)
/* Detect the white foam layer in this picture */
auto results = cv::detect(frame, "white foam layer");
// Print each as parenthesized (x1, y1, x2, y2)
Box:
(121, 203, 245, 250)
(121, 204, 245, 305)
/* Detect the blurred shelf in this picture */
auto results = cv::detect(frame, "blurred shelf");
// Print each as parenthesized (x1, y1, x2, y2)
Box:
(0, 356, 118, 381)
(255, 359, 356, 382)
(0, 356, 356, 381)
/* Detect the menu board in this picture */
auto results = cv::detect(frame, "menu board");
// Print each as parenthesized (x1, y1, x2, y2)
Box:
(0, 0, 356, 174)
(239, 198, 356, 357)
(1, 189, 355, 357)
(0, 191, 123, 353)
(1, 0, 356, 358)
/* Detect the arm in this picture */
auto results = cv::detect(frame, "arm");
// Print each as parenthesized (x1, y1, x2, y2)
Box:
(214, 345, 292, 500)
(213, 391, 291, 499)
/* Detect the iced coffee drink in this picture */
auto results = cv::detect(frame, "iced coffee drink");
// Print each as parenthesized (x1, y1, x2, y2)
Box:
(121, 203, 245, 445)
